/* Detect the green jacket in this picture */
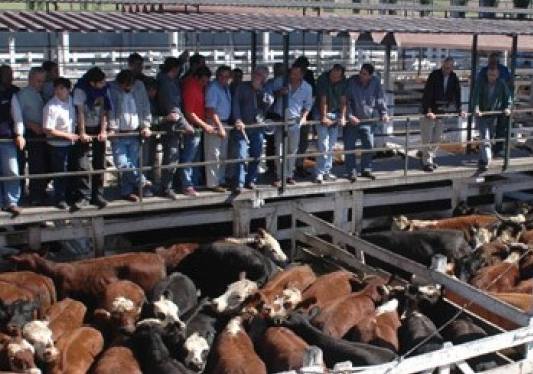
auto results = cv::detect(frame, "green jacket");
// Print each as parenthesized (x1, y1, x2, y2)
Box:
(473, 78, 512, 113)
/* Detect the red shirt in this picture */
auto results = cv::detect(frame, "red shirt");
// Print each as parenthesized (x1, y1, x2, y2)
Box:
(181, 76, 206, 121)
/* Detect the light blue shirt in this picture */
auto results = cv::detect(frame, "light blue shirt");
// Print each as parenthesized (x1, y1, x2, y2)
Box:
(17, 86, 44, 131)
(285, 80, 313, 121)
(205, 80, 231, 121)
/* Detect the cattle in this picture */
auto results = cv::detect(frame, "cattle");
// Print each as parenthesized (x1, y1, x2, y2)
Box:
(22, 320, 59, 364)
(489, 292, 533, 313)
(398, 310, 443, 356)
(91, 346, 142, 374)
(470, 252, 520, 292)
(212, 273, 259, 315)
(209, 316, 267, 374)
(362, 230, 471, 267)
(0, 333, 40, 374)
(246, 265, 317, 319)
(282, 310, 397, 367)
(46, 326, 104, 374)
(93, 280, 146, 336)
(9, 252, 166, 305)
(311, 283, 385, 339)
(0, 272, 56, 318)
(45, 298, 86, 342)
(176, 240, 279, 298)
(149, 273, 198, 326)
(442, 318, 499, 372)
(0, 289, 39, 336)
(155, 243, 200, 273)
(297, 271, 362, 312)
(256, 326, 309, 373)
(133, 319, 194, 374)
(178, 303, 217, 372)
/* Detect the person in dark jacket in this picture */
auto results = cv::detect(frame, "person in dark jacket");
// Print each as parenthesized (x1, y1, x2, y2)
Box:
(473, 68, 512, 172)
(420, 57, 466, 172)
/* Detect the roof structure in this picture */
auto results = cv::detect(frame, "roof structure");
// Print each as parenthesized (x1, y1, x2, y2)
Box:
(0, 11, 532, 35)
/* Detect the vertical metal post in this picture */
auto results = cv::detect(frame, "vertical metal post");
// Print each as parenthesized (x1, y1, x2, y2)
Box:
(251, 31, 257, 73)
(384, 42, 392, 91)
(404, 118, 410, 177)
(417, 48, 423, 77)
(280, 33, 290, 194)
(504, 34, 518, 171)
(138, 136, 144, 203)
(467, 34, 478, 145)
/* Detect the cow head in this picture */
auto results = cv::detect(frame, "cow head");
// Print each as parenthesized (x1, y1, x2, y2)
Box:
(391, 215, 410, 231)
(225, 316, 243, 336)
(183, 332, 213, 372)
(153, 294, 186, 331)
(263, 287, 303, 320)
(255, 228, 288, 264)
(22, 320, 59, 363)
(101, 296, 144, 335)
(212, 273, 258, 314)
(376, 298, 399, 316)
(134, 319, 171, 363)
(494, 220, 525, 244)
(1, 300, 39, 336)
(5, 338, 41, 374)
(469, 224, 493, 249)
(453, 202, 478, 217)
(8, 253, 42, 271)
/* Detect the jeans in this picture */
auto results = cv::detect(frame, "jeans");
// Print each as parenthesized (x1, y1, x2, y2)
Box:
(49, 145, 75, 203)
(478, 116, 498, 166)
(315, 123, 338, 176)
(344, 124, 375, 173)
(419, 116, 447, 166)
(27, 131, 49, 202)
(232, 128, 264, 188)
(0, 142, 21, 208)
(112, 137, 142, 196)
(180, 133, 201, 189)
(274, 123, 300, 179)
(204, 132, 228, 188)
(75, 127, 106, 201)
(160, 128, 181, 192)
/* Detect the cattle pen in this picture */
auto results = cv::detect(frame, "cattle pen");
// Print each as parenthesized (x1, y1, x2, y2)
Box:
(0, 5, 533, 374)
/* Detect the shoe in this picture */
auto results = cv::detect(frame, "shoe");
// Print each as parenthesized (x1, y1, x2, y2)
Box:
(432, 162, 439, 169)
(295, 167, 311, 178)
(183, 187, 199, 197)
(423, 165, 434, 173)
(163, 189, 179, 200)
(314, 175, 324, 184)
(5, 204, 22, 216)
(56, 201, 69, 210)
(245, 182, 256, 190)
(347, 171, 357, 183)
(123, 193, 140, 202)
(361, 171, 376, 180)
(478, 164, 489, 172)
(91, 195, 108, 209)
(72, 198, 90, 211)
(272, 180, 281, 188)
(211, 186, 227, 193)
(324, 173, 337, 181)
(286, 177, 296, 185)
(143, 179, 153, 188)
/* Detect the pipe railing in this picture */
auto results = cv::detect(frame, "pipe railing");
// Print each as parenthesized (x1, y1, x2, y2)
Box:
(0, 107, 532, 204)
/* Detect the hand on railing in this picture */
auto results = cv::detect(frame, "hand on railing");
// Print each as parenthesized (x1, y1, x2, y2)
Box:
(15, 135, 25, 151)
(140, 128, 151, 139)
(79, 132, 92, 143)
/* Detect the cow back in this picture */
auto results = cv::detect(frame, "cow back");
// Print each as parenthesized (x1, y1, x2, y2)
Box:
(45, 298, 87, 342)
(149, 272, 198, 317)
(91, 346, 141, 374)
(299, 271, 360, 310)
(50, 326, 104, 374)
(211, 329, 267, 374)
(257, 327, 308, 373)
(0, 281, 33, 306)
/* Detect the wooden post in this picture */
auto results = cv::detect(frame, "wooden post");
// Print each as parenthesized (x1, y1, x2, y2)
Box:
(28, 226, 41, 251)
(233, 201, 251, 237)
(351, 190, 364, 235)
(91, 217, 105, 257)
(451, 179, 468, 210)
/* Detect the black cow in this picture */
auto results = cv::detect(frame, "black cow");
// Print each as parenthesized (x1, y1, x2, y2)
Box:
(442, 318, 499, 371)
(281, 310, 397, 367)
(398, 311, 443, 356)
(133, 319, 194, 374)
(176, 242, 278, 298)
(361, 230, 471, 266)
(149, 272, 199, 320)
(0, 299, 39, 335)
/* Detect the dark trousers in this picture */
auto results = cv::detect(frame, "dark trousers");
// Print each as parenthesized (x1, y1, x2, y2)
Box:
(50, 145, 76, 203)
(75, 127, 106, 201)
(27, 132, 49, 202)
(493, 116, 508, 156)
(160, 127, 181, 193)
(265, 113, 282, 174)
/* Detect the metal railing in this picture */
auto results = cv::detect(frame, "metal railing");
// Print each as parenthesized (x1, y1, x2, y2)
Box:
(0, 107, 532, 210)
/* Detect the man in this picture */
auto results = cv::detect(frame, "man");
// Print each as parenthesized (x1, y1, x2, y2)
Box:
(127, 52, 149, 85)
(181, 66, 213, 197)
(231, 66, 274, 193)
(205, 65, 231, 192)
(271, 66, 313, 187)
(0, 65, 25, 215)
(265, 62, 287, 176)
(344, 63, 389, 182)
(230, 68, 243, 96)
(473, 68, 512, 172)
(108, 70, 152, 202)
(420, 57, 465, 172)
(73, 66, 111, 209)
(314, 64, 347, 184)
(181, 53, 206, 82)
(41, 61, 59, 102)
(156, 57, 194, 200)
(17, 67, 47, 205)
(478, 52, 511, 84)
(43, 78, 78, 210)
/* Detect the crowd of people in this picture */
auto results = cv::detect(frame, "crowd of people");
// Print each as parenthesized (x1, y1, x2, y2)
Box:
(0, 51, 515, 215)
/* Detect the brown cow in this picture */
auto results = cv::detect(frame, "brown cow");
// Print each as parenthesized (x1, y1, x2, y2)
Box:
(90, 346, 141, 374)
(470, 252, 520, 292)
(245, 265, 316, 318)
(210, 316, 267, 374)
(297, 271, 362, 311)
(256, 327, 308, 373)
(9, 252, 166, 304)
(489, 292, 533, 313)
(311, 283, 385, 339)
(47, 327, 104, 374)
(93, 280, 145, 336)
(45, 298, 86, 343)
(0, 272, 56, 318)
(0, 282, 37, 336)
(0, 333, 40, 374)
(155, 243, 200, 272)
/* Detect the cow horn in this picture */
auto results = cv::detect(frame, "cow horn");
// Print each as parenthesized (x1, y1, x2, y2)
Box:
(239, 272, 247, 281)
(224, 237, 256, 245)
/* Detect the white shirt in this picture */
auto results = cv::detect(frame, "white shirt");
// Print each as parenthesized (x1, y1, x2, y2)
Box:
(119, 92, 140, 131)
(43, 96, 76, 146)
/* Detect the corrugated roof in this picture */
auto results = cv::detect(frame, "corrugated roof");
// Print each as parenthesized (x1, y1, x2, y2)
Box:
(390, 34, 533, 52)
(0, 11, 532, 35)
